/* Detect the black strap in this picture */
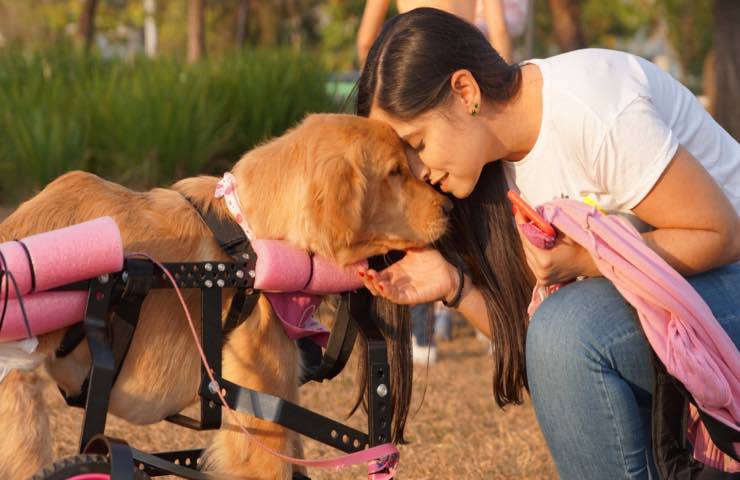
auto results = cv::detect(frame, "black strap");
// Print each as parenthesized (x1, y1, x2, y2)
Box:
(181, 194, 254, 260)
(302, 251, 315, 291)
(56, 323, 86, 358)
(181, 193, 259, 337)
(651, 356, 739, 479)
(16, 240, 36, 293)
(302, 295, 358, 384)
(206, 377, 370, 453)
(696, 407, 740, 462)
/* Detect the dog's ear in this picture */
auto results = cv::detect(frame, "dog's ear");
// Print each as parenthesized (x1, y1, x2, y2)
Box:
(305, 141, 367, 258)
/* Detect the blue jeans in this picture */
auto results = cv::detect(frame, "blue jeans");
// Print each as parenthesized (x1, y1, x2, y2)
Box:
(526, 262, 740, 479)
(410, 303, 434, 346)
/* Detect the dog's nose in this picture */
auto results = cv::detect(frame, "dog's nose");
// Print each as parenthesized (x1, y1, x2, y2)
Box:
(440, 196, 454, 214)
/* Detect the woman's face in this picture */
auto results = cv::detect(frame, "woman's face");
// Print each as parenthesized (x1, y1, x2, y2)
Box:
(370, 98, 491, 199)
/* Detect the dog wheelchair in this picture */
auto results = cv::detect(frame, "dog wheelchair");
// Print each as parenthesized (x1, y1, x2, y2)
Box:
(16, 203, 402, 480)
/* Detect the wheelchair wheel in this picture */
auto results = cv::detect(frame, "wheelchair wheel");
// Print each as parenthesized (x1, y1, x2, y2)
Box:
(31, 454, 150, 480)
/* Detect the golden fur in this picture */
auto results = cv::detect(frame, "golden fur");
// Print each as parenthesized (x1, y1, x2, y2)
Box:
(0, 113, 449, 479)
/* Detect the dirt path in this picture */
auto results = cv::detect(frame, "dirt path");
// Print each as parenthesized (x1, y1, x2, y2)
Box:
(44, 331, 556, 479)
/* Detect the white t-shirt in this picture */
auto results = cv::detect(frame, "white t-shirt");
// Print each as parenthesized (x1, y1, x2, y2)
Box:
(503, 49, 740, 231)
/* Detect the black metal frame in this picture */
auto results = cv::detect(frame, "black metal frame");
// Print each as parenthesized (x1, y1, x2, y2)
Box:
(54, 257, 393, 479)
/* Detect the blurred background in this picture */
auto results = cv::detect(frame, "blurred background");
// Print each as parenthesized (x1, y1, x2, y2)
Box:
(1, 3, 737, 477)
(0, 0, 737, 205)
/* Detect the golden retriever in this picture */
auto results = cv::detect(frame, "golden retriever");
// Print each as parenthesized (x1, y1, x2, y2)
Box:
(0, 113, 449, 479)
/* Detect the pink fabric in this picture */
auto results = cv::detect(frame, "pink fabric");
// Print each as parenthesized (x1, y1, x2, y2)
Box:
(522, 199, 740, 472)
(264, 292, 329, 348)
(0, 217, 123, 298)
(0, 291, 87, 341)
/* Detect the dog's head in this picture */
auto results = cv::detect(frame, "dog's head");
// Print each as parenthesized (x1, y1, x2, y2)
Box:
(233, 113, 450, 264)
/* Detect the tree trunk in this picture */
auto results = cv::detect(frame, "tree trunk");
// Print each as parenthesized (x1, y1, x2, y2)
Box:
(78, 0, 99, 51)
(187, 0, 206, 64)
(144, 0, 158, 58)
(235, 0, 249, 48)
(713, 0, 740, 140)
(547, 0, 585, 52)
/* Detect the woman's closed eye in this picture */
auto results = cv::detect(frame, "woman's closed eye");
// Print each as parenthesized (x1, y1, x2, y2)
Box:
(414, 140, 425, 152)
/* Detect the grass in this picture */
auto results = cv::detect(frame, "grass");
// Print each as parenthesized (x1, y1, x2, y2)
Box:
(44, 324, 556, 479)
(0, 48, 336, 201)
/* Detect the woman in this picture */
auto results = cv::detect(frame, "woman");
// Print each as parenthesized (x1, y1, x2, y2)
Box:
(357, 0, 512, 65)
(355, 8, 740, 479)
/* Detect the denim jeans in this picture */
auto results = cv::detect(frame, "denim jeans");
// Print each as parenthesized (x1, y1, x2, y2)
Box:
(526, 262, 740, 479)
(410, 303, 434, 346)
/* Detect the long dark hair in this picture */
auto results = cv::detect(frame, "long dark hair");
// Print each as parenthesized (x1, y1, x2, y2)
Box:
(356, 8, 534, 408)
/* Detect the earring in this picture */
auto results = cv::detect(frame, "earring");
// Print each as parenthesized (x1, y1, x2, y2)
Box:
(471, 103, 480, 116)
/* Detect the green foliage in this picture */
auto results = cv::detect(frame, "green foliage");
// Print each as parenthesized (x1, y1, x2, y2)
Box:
(582, 0, 656, 48)
(658, 0, 713, 78)
(317, 0, 367, 71)
(0, 48, 335, 201)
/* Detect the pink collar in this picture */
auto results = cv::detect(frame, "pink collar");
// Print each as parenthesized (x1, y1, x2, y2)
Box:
(215, 173, 329, 347)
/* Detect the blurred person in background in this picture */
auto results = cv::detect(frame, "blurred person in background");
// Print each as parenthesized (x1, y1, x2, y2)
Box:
(357, 0, 515, 65)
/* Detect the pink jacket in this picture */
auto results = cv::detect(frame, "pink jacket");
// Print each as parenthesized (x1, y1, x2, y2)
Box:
(523, 199, 740, 472)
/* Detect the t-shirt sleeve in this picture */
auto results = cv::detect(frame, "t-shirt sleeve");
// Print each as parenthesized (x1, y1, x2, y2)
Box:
(591, 96, 679, 210)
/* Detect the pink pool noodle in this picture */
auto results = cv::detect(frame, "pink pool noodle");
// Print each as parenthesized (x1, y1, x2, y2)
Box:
(0, 240, 34, 298)
(0, 291, 88, 341)
(252, 239, 366, 294)
(253, 239, 311, 292)
(303, 254, 366, 295)
(0, 217, 123, 298)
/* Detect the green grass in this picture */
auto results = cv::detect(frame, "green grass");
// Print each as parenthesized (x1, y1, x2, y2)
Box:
(0, 48, 336, 201)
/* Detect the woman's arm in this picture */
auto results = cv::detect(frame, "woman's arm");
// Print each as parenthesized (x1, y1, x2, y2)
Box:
(481, 0, 512, 62)
(453, 277, 492, 338)
(633, 145, 740, 275)
(357, 0, 391, 67)
(519, 144, 740, 286)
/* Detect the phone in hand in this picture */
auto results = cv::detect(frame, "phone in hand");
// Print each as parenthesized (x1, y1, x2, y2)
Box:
(507, 190, 556, 238)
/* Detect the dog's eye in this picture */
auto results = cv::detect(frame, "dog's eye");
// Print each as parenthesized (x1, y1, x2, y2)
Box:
(389, 165, 403, 177)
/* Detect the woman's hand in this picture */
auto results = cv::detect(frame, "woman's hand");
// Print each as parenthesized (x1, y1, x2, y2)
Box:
(515, 211, 599, 286)
(357, 248, 460, 305)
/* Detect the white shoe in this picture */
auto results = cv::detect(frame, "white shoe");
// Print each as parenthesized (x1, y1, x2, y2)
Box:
(412, 337, 437, 365)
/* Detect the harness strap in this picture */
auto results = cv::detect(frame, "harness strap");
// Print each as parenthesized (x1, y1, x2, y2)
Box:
(302, 294, 358, 384)
(181, 193, 260, 339)
(181, 194, 254, 260)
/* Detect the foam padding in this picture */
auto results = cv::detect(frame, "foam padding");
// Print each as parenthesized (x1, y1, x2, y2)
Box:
(252, 239, 366, 293)
(303, 254, 365, 294)
(252, 239, 311, 292)
(0, 217, 123, 298)
(0, 291, 88, 341)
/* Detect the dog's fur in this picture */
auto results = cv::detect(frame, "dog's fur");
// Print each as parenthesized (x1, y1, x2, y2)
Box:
(0, 114, 449, 479)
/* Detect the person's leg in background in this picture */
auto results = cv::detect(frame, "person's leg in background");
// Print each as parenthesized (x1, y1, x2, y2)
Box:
(525, 263, 740, 479)
(410, 303, 437, 364)
(433, 301, 453, 342)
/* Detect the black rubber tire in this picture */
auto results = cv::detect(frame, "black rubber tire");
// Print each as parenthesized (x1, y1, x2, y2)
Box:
(30, 454, 150, 480)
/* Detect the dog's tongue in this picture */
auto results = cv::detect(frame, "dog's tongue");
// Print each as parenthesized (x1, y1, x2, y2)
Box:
(264, 292, 329, 348)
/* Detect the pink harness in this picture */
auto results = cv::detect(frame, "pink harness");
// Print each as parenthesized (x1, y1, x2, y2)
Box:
(522, 199, 740, 472)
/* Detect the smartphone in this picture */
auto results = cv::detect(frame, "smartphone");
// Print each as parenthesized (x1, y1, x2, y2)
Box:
(507, 190, 556, 238)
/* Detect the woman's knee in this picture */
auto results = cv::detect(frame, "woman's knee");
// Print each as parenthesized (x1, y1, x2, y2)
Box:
(526, 278, 638, 380)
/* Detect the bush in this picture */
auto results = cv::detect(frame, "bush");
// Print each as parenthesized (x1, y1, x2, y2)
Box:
(0, 48, 336, 201)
